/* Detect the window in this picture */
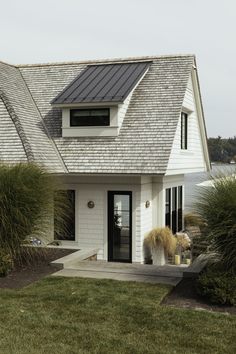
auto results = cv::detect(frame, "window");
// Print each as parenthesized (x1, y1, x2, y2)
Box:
(165, 186, 183, 233)
(171, 187, 177, 234)
(165, 189, 171, 228)
(177, 186, 183, 231)
(70, 108, 110, 127)
(181, 112, 188, 150)
(54, 190, 75, 241)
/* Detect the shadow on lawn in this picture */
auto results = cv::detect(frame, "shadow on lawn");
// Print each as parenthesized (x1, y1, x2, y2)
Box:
(162, 278, 236, 315)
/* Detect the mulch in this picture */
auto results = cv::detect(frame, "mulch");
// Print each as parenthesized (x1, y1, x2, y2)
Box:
(0, 248, 76, 289)
(162, 278, 236, 315)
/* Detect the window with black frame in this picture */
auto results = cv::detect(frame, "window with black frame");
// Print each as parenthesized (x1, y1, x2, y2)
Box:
(70, 108, 110, 127)
(165, 186, 183, 233)
(171, 187, 177, 234)
(177, 186, 183, 231)
(165, 188, 171, 228)
(181, 112, 188, 150)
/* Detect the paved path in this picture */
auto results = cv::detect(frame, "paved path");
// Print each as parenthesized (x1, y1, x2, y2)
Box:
(52, 261, 187, 285)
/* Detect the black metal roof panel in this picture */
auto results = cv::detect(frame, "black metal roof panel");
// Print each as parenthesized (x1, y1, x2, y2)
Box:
(51, 61, 151, 105)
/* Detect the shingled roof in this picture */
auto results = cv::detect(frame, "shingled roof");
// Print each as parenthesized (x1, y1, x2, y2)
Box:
(0, 55, 195, 174)
(0, 61, 66, 173)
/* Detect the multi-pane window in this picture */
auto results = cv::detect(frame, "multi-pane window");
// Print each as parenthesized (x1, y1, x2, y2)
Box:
(181, 112, 188, 150)
(70, 108, 110, 127)
(165, 186, 183, 233)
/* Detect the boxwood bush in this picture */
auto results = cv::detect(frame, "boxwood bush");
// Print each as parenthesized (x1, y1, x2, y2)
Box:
(196, 267, 236, 306)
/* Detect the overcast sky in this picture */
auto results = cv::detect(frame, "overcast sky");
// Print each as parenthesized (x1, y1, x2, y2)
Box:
(0, 0, 235, 138)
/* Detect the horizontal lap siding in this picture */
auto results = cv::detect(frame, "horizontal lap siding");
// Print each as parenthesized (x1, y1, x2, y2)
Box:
(77, 189, 104, 259)
(140, 183, 153, 262)
(166, 75, 206, 174)
(63, 181, 141, 262)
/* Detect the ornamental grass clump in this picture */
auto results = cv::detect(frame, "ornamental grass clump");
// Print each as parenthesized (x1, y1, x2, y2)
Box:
(195, 171, 236, 272)
(145, 227, 177, 256)
(0, 249, 13, 277)
(184, 212, 205, 228)
(0, 163, 70, 265)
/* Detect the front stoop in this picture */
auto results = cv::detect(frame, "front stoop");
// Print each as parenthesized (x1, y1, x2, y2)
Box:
(51, 258, 187, 285)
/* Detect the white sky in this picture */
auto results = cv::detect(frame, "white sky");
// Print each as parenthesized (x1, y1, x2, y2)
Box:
(0, 0, 235, 138)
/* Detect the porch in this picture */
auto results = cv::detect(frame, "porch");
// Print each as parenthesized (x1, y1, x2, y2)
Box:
(52, 259, 188, 286)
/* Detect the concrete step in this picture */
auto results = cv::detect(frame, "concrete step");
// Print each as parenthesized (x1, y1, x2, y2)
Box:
(51, 248, 99, 268)
(66, 262, 186, 278)
(52, 268, 181, 286)
(183, 254, 208, 278)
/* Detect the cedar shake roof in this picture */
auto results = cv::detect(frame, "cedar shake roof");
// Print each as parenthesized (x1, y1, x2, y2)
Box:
(0, 55, 195, 174)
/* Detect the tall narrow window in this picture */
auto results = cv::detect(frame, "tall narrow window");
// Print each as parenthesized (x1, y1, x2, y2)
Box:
(177, 186, 183, 231)
(165, 189, 171, 228)
(54, 190, 75, 241)
(165, 186, 184, 234)
(181, 112, 188, 150)
(171, 187, 177, 234)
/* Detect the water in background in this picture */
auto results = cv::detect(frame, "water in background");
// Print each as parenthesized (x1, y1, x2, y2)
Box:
(185, 164, 236, 212)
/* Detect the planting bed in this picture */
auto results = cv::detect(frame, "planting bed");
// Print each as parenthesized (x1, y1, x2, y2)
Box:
(0, 248, 75, 289)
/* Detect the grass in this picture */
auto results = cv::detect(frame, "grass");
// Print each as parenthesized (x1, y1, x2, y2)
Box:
(0, 277, 235, 354)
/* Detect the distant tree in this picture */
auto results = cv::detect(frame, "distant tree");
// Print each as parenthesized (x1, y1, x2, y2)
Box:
(208, 136, 236, 163)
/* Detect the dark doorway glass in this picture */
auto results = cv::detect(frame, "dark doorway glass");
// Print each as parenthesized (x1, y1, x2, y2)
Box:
(108, 192, 132, 262)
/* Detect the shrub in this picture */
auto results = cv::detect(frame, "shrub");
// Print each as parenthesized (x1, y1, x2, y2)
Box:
(195, 172, 236, 271)
(0, 249, 13, 277)
(196, 266, 236, 306)
(0, 163, 69, 262)
(184, 212, 204, 228)
(144, 227, 176, 256)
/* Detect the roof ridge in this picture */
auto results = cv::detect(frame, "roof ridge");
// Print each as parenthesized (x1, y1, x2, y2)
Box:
(16, 54, 196, 68)
(0, 89, 34, 162)
(0, 60, 17, 68)
(17, 70, 68, 173)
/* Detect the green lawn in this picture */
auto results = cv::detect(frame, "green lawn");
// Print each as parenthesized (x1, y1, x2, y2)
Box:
(0, 277, 235, 354)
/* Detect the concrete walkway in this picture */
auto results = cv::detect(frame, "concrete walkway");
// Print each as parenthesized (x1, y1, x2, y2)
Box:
(52, 261, 188, 285)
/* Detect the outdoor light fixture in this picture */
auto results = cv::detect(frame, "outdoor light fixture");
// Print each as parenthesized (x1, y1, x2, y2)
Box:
(145, 200, 150, 208)
(87, 201, 95, 208)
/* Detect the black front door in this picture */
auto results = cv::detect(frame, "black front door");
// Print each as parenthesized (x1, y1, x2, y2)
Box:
(108, 191, 132, 263)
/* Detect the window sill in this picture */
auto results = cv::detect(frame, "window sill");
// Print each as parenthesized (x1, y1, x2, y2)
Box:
(62, 126, 119, 137)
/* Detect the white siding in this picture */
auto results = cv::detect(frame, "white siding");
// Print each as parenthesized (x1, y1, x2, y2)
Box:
(139, 180, 153, 262)
(55, 174, 186, 263)
(60, 176, 141, 262)
(166, 73, 207, 175)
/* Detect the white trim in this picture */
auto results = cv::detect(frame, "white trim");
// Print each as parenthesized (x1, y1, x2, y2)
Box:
(191, 68, 211, 171)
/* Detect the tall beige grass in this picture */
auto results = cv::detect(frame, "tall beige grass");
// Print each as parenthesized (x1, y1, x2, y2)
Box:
(144, 227, 176, 256)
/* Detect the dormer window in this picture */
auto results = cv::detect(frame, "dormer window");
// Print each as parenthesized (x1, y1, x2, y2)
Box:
(70, 108, 110, 127)
(51, 61, 151, 137)
(181, 112, 188, 150)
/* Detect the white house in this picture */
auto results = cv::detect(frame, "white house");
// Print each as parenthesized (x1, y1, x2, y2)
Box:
(0, 55, 210, 263)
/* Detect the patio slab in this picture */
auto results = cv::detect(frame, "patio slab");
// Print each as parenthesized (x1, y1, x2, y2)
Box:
(52, 261, 188, 285)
